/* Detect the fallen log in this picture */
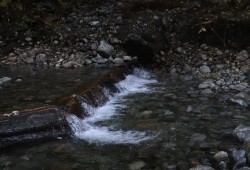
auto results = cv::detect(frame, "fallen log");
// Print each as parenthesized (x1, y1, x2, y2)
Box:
(0, 66, 129, 150)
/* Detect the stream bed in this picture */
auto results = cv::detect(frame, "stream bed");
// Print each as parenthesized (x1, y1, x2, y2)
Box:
(0, 68, 249, 170)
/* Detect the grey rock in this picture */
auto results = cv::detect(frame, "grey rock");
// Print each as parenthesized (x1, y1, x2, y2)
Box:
(219, 161, 227, 169)
(216, 50, 223, 56)
(90, 43, 98, 50)
(123, 55, 132, 61)
(186, 105, 193, 112)
(236, 50, 249, 61)
(129, 161, 146, 170)
(113, 58, 124, 64)
(199, 81, 216, 89)
(201, 54, 207, 60)
(35, 53, 47, 65)
(214, 151, 228, 162)
(240, 64, 250, 73)
(230, 98, 248, 107)
(189, 165, 214, 170)
(216, 64, 224, 70)
(233, 125, 250, 141)
(200, 65, 211, 74)
(89, 21, 101, 27)
(243, 139, 250, 152)
(201, 89, 214, 95)
(25, 37, 32, 42)
(85, 59, 92, 65)
(232, 150, 246, 162)
(63, 61, 74, 69)
(229, 84, 246, 91)
(74, 52, 87, 64)
(182, 75, 193, 81)
(97, 40, 114, 57)
(92, 55, 108, 64)
(233, 157, 246, 170)
(235, 92, 250, 100)
(15, 79, 22, 83)
(238, 167, 250, 170)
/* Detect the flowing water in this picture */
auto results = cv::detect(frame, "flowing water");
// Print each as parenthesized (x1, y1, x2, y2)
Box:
(0, 67, 249, 170)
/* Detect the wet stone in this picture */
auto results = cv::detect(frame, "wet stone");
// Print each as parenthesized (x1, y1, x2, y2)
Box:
(214, 151, 228, 162)
(219, 161, 227, 169)
(236, 50, 249, 61)
(242, 139, 250, 152)
(189, 165, 214, 170)
(233, 157, 246, 170)
(234, 125, 250, 141)
(189, 133, 207, 147)
(232, 150, 246, 162)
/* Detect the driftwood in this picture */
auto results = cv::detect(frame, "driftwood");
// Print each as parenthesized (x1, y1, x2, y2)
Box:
(0, 66, 128, 150)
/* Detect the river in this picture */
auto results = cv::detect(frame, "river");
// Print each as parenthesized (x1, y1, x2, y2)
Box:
(0, 67, 248, 169)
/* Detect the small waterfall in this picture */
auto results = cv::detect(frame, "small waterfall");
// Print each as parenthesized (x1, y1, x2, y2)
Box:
(66, 68, 157, 144)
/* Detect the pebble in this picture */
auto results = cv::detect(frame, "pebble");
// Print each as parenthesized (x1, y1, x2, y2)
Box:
(15, 79, 22, 83)
(201, 54, 207, 60)
(25, 37, 32, 42)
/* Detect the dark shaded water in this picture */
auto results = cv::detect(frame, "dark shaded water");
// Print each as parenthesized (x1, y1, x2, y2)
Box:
(0, 68, 249, 170)
(0, 66, 112, 114)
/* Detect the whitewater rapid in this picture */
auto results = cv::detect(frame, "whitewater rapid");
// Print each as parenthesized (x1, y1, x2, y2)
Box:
(66, 68, 157, 144)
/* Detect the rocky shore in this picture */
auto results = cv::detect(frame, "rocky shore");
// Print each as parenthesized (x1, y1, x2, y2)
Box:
(0, 0, 250, 169)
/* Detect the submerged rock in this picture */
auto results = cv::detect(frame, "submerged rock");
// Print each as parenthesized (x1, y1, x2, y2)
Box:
(189, 165, 214, 170)
(129, 161, 146, 170)
(233, 125, 250, 141)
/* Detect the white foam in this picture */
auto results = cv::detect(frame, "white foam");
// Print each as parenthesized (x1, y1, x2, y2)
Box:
(67, 68, 157, 144)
